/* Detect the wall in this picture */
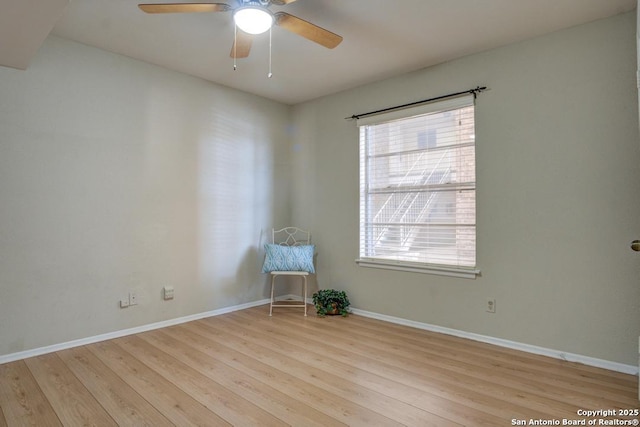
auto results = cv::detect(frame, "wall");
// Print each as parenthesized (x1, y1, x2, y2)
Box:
(0, 36, 291, 356)
(291, 12, 640, 366)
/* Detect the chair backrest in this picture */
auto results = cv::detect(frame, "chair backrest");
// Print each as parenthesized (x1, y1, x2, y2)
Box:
(272, 227, 311, 246)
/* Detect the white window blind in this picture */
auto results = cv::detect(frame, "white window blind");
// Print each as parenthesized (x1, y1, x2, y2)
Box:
(357, 94, 477, 276)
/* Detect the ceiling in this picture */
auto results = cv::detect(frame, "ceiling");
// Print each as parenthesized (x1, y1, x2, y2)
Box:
(2, 0, 636, 105)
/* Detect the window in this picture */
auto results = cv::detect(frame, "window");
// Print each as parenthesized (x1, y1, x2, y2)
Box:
(357, 95, 479, 278)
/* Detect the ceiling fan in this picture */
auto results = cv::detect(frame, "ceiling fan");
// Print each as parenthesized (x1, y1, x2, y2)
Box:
(138, 0, 343, 59)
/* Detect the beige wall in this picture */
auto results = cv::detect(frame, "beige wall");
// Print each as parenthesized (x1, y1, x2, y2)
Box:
(0, 36, 291, 356)
(290, 12, 640, 366)
(1, 12, 639, 368)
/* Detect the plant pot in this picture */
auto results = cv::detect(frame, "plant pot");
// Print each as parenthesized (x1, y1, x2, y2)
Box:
(325, 303, 340, 315)
(312, 289, 350, 317)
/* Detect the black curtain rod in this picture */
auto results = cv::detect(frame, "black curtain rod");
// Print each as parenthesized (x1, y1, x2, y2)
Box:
(346, 86, 487, 121)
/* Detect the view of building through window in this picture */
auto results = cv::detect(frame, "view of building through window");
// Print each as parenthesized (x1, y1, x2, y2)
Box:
(359, 100, 476, 269)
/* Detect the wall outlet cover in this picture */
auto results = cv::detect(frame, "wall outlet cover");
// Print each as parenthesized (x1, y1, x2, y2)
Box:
(486, 298, 496, 313)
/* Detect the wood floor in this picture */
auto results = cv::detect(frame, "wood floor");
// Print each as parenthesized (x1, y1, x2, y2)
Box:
(0, 304, 637, 426)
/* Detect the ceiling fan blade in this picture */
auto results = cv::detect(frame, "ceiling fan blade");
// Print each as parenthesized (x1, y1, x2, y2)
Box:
(274, 12, 342, 49)
(230, 30, 253, 58)
(271, 0, 298, 5)
(138, 3, 231, 13)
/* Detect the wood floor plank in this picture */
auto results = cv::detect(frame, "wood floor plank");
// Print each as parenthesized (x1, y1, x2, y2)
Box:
(114, 334, 287, 427)
(237, 306, 638, 416)
(239, 309, 627, 415)
(138, 329, 345, 427)
(24, 353, 116, 426)
(164, 324, 403, 426)
(1, 304, 636, 426)
(89, 340, 231, 426)
(346, 316, 638, 403)
(348, 308, 637, 391)
(191, 319, 459, 427)
(0, 361, 61, 427)
(212, 312, 514, 426)
(225, 310, 559, 417)
(0, 405, 7, 427)
(234, 309, 634, 410)
(57, 346, 173, 427)
(322, 308, 638, 395)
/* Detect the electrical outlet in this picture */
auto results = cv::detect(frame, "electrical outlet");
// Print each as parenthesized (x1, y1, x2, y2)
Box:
(120, 298, 129, 308)
(486, 298, 496, 313)
(163, 286, 174, 300)
(129, 291, 137, 306)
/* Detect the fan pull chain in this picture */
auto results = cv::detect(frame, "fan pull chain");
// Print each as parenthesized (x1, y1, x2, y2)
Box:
(233, 23, 237, 71)
(268, 25, 273, 78)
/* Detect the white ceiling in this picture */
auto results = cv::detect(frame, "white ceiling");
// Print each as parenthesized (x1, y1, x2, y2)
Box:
(3, 0, 637, 105)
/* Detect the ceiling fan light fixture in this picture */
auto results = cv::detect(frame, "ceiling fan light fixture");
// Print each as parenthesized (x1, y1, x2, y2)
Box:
(233, 6, 274, 35)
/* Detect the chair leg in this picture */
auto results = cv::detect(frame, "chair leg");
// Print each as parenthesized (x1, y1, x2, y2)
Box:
(269, 274, 276, 316)
(303, 275, 307, 317)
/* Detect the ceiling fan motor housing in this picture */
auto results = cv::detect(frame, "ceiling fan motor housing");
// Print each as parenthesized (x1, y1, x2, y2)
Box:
(241, 0, 271, 7)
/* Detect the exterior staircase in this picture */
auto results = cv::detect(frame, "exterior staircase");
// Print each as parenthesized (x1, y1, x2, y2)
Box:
(371, 150, 451, 256)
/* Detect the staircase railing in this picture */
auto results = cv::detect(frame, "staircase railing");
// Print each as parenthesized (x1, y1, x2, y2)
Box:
(399, 167, 451, 248)
(372, 149, 450, 249)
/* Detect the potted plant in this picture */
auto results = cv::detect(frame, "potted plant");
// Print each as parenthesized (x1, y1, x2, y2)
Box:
(312, 289, 351, 317)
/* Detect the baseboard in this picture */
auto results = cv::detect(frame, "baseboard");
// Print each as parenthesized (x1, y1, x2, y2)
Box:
(0, 298, 271, 365)
(5, 297, 636, 377)
(350, 308, 638, 376)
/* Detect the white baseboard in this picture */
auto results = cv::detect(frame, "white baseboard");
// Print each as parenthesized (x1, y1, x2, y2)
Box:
(4, 297, 636, 377)
(0, 298, 271, 365)
(350, 308, 639, 376)
(290, 295, 636, 375)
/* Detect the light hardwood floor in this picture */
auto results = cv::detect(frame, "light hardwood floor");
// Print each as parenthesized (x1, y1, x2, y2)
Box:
(0, 304, 637, 426)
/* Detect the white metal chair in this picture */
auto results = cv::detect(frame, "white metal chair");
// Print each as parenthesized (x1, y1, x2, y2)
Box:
(268, 227, 312, 316)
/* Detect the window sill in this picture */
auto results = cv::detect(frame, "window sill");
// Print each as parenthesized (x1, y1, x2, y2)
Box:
(356, 259, 480, 279)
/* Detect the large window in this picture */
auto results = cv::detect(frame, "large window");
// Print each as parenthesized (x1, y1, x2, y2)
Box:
(357, 95, 478, 278)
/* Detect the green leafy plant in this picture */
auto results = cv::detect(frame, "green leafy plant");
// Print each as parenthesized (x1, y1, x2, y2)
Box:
(312, 289, 351, 317)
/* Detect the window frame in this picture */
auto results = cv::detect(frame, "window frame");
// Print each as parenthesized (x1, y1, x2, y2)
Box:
(356, 94, 480, 279)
